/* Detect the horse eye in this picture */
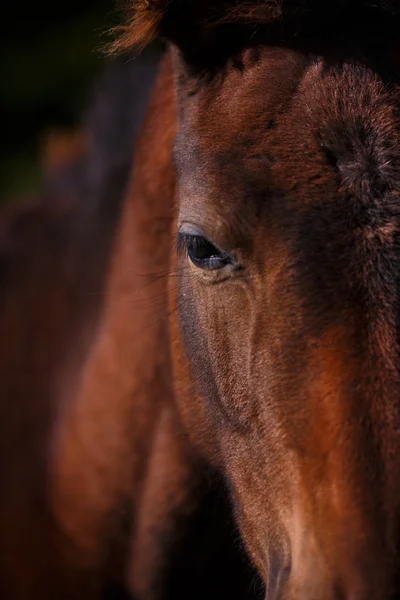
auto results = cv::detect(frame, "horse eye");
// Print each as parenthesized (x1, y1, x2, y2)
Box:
(178, 234, 232, 270)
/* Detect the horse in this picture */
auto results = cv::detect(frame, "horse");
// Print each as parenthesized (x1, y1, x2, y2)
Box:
(4, 0, 400, 599)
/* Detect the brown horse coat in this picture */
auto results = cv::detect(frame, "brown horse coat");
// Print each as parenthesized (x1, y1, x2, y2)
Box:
(4, 1, 400, 599)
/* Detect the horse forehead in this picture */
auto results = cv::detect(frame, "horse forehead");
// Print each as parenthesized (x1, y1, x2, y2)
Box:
(179, 47, 309, 140)
(178, 52, 400, 197)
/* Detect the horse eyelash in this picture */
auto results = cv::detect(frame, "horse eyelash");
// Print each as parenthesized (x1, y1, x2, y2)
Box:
(176, 232, 189, 256)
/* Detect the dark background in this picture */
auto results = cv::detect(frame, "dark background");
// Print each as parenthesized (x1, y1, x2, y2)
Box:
(1, 0, 119, 201)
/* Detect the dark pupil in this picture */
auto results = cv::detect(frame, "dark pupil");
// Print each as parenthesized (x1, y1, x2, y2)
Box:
(188, 236, 218, 260)
(183, 234, 230, 271)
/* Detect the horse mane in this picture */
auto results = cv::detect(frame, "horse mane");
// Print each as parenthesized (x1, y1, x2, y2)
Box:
(112, 0, 400, 54)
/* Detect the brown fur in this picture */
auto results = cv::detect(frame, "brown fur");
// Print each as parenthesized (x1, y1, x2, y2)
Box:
(112, 2, 400, 598)
(4, 2, 400, 600)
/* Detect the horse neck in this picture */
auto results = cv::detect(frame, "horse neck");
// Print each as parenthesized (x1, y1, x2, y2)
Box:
(50, 52, 178, 571)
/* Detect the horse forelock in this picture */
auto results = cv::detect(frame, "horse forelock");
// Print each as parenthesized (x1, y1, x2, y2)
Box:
(111, 0, 400, 54)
